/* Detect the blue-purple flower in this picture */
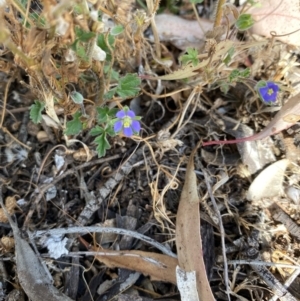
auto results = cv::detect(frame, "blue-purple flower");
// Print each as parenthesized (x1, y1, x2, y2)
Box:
(113, 107, 141, 137)
(257, 81, 279, 103)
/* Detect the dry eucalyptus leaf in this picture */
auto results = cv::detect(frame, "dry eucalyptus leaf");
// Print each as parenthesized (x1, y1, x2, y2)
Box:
(176, 266, 199, 301)
(247, 159, 290, 201)
(80, 237, 178, 284)
(248, 0, 300, 46)
(175, 148, 215, 301)
(0, 192, 74, 301)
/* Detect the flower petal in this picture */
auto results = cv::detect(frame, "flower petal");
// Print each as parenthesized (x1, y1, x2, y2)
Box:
(259, 86, 269, 97)
(131, 120, 141, 133)
(259, 85, 278, 102)
(267, 82, 279, 93)
(114, 120, 123, 132)
(116, 110, 126, 118)
(123, 126, 133, 137)
(126, 110, 136, 118)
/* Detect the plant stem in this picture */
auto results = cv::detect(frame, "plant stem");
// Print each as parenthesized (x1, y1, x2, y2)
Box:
(0, 29, 35, 67)
(146, 0, 161, 58)
(213, 0, 226, 28)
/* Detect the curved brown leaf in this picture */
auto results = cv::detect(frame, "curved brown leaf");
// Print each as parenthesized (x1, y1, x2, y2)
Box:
(80, 237, 178, 284)
(0, 189, 74, 301)
(175, 149, 215, 300)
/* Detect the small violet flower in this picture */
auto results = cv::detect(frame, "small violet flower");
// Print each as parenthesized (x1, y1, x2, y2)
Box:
(114, 106, 141, 137)
(258, 81, 279, 103)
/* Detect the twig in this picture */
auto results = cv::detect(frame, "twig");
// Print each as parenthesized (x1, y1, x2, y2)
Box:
(171, 87, 198, 138)
(199, 159, 231, 301)
(271, 204, 300, 240)
(0, 73, 14, 128)
(228, 260, 300, 271)
(2, 127, 31, 150)
(269, 268, 300, 301)
(238, 232, 297, 301)
(0, 186, 73, 301)
(249, 257, 297, 301)
(31, 226, 177, 258)
(76, 147, 143, 226)
(23, 154, 120, 226)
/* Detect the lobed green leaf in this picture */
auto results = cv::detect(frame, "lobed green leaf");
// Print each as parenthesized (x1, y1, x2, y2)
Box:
(179, 48, 199, 66)
(116, 73, 141, 98)
(30, 100, 45, 124)
(64, 112, 83, 136)
(94, 134, 111, 157)
(235, 14, 254, 31)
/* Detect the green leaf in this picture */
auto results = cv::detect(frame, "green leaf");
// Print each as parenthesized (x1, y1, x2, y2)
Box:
(94, 133, 111, 157)
(235, 14, 254, 31)
(90, 125, 105, 136)
(190, 0, 204, 3)
(229, 68, 250, 83)
(104, 65, 120, 81)
(76, 44, 88, 61)
(240, 68, 251, 78)
(96, 107, 118, 123)
(104, 74, 141, 99)
(64, 112, 83, 135)
(219, 81, 230, 94)
(109, 108, 118, 117)
(116, 73, 141, 98)
(30, 100, 45, 124)
(246, 0, 261, 6)
(110, 69, 120, 81)
(96, 107, 110, 123)
(229, 69, 240, 83)
(110, 25, 124, 36)
(104, 89, 117, 100)
(223, 47, 235, 66)
(255, 80, 268, 89)
(70, 91, 84, 104)
(105, 125, 116, 137)
(97, 34, 115, 61)
(75, 28, 96, 42)
(179, 48, 199, 66)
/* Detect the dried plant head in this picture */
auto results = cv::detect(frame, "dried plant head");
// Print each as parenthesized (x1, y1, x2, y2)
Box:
(103, 0, 135, 23)
(0, 236, 15, 252)
(0, 195, 19, 223)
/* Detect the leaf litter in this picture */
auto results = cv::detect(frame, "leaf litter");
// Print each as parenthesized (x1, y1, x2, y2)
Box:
(1, 0, 300, 300)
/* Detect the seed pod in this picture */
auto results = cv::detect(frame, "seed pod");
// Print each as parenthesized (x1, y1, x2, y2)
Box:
(0, 209, 8, 223)
(5, 196, 18, 214)
(1, 236, 15, 252)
